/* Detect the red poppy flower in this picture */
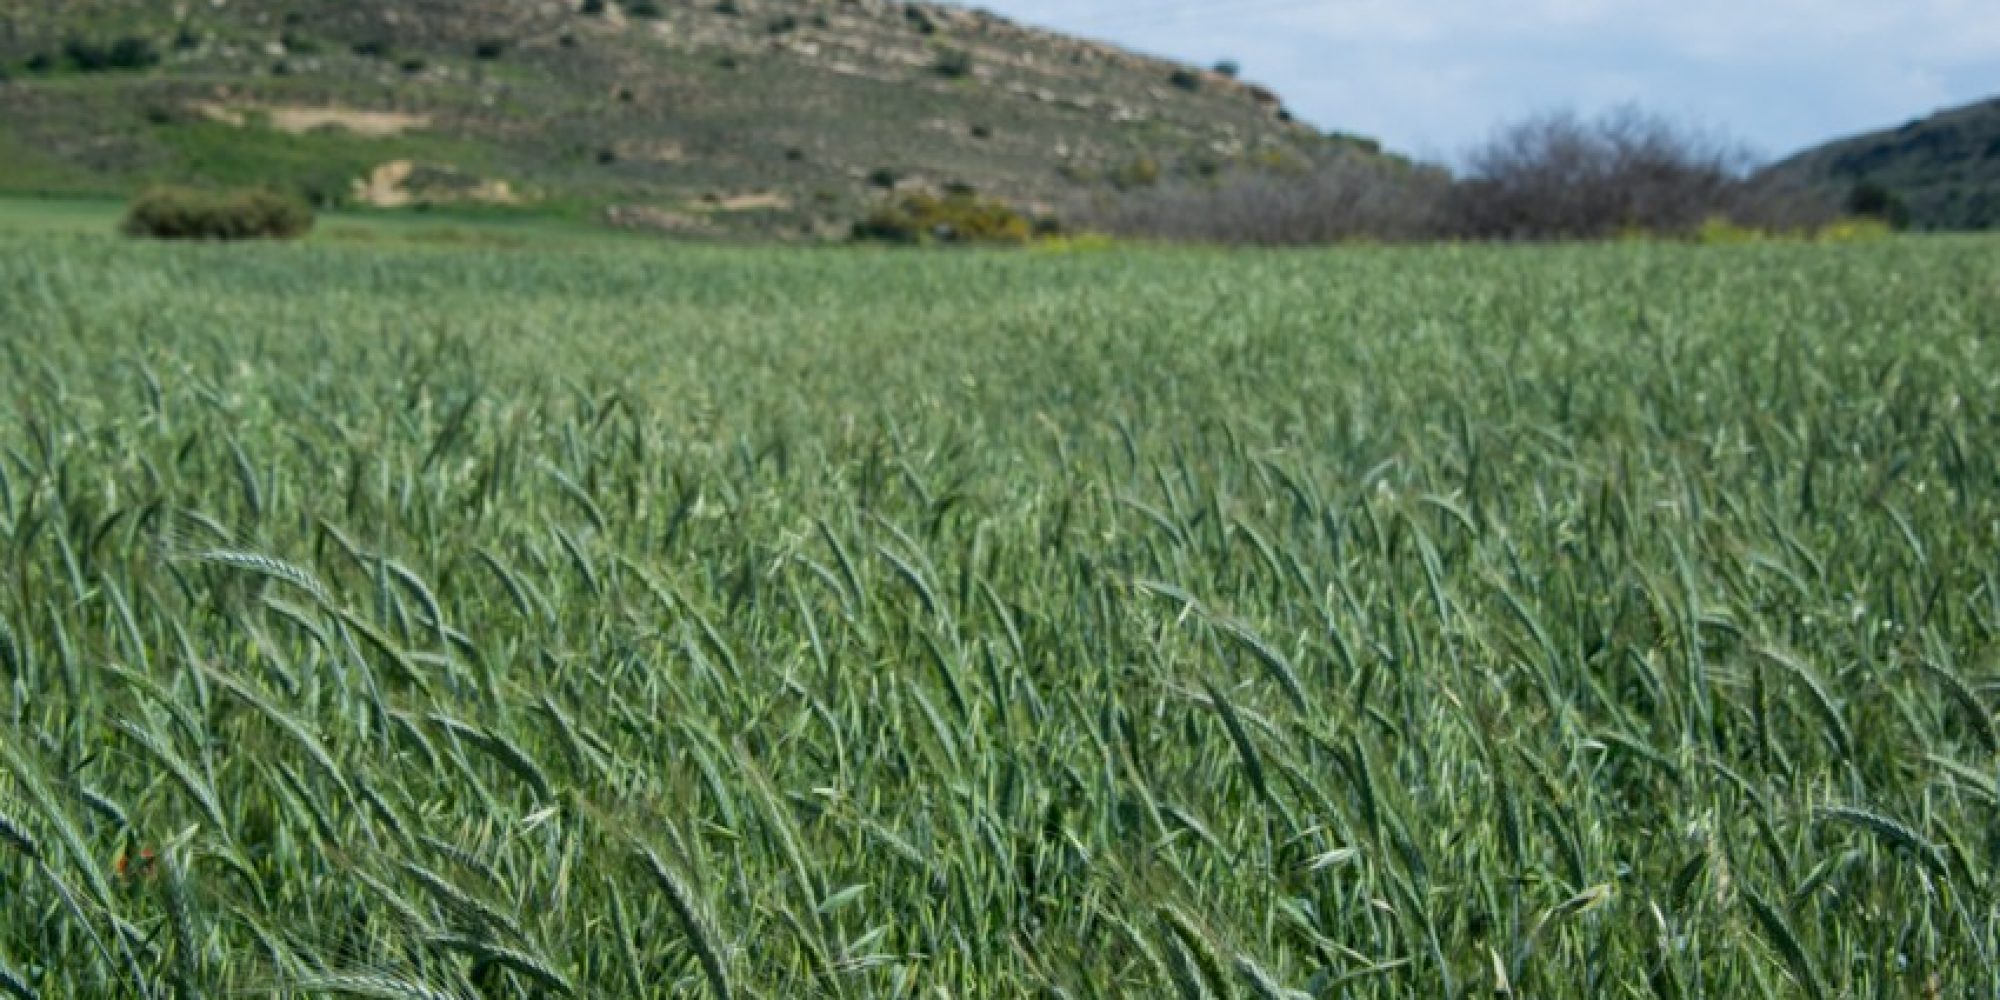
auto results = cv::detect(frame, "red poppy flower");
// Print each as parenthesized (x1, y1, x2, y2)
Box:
(115, 847, 157, 882)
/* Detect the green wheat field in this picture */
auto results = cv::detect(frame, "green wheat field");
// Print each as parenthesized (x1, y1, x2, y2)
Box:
(3, 231, 1999, 998)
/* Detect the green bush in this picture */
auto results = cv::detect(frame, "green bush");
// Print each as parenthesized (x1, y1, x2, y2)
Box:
(1109, 156, 1162, 190)
(1846, 180, 1911, 230)
(852, 191, 1038, 245)
(108, 36, 161, 70)
(63, 35, 160, 72)
(933, 47, 973, 78)
(121, 187, 315, 241)
(1168, 68, 1201, 91)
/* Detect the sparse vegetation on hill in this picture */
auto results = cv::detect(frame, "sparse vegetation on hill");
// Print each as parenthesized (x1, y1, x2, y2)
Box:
(0, 0, 1327, 238)
(1760, 96, 2000, 230)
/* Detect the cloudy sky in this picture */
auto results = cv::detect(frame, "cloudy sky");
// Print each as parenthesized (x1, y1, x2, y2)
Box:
(946, 0, 2000, 164)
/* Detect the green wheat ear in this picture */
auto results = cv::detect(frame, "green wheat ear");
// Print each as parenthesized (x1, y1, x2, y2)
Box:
(1742, 887, 1824, 1000)
(639, 847, 732, 1000)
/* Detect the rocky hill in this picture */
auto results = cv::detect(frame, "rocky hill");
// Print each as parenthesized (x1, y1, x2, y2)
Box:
(1759, 96, 2000, 230)
(0, 0, 1355, 236)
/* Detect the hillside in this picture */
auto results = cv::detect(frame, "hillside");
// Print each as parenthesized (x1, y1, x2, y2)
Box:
(0, 0, 1350, 236)
(1760, 95, 2000, 230)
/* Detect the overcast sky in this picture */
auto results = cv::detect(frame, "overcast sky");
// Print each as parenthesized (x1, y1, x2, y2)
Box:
(946, 0, 2000, 164)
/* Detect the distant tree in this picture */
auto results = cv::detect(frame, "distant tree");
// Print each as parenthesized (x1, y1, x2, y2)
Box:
(932, 47, 973, 78)
(62, 38, 106, 70)
(1167, 68, 1201, 91)
(110, 36, 161, 68)
(1212, 59, 1239, 78)
(63, 35, 160, 72)
(625, 0, 665, 18)
(579, 0, 607, 14)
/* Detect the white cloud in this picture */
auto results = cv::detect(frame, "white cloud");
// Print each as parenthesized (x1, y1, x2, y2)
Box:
(955, 0, 2000, 159)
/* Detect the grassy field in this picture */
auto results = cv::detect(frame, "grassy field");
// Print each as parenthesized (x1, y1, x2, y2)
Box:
(1, 230, 1998, 998)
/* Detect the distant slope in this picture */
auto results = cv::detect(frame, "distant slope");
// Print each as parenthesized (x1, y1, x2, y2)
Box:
(0, 0, 1361, 236)
(1761, 96, 2000, 230)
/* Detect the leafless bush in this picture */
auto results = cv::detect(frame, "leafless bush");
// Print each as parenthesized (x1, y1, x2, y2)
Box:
(1450, 106, 1754, 239)
(1085, 153, 1450, 245)
(1081, 106, 1848, 246)
(1725, 173, 1847, 233)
